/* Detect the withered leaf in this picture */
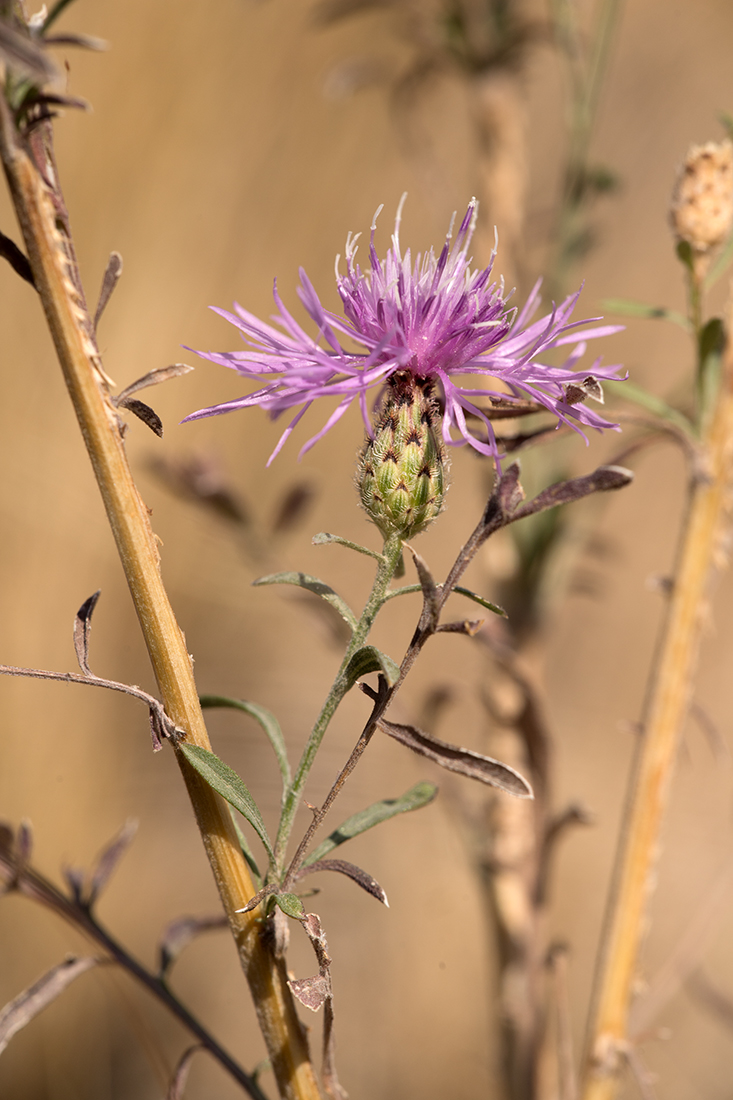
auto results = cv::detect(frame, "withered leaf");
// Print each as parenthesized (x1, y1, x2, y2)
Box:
(88, 819, 138, 908)
(166, 1044, 203, 1100)
(117, 397, 163, 437)
(0, 20, 58, 83)
(435, 619, 484, 636)
(73, 590, 101, 677)
(115, 363, 194, 404)
(158, 915, 229, 979)
(0, 957, 98, 1055)
(289, 974, 330, 1012)
(379, 718, 533, 798)
(0, 231, 35, 287)
(406, 545, 440, 628)
(93, 251, 122, 332)
(297, 858, 388, 906)
(512, 465, 633, 522)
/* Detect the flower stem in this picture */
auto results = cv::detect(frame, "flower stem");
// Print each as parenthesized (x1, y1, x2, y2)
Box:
(274, 534, 404, 868)
(0, 104, 321, 1100)
(581, 309, 733, 1100)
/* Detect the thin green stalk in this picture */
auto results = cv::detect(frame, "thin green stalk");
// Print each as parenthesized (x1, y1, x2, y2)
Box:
(548, 0, 622, 298)
(274, 534, 404, 867)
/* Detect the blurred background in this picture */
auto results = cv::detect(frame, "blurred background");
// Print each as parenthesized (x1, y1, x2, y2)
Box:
(2, 0, 733, 1097)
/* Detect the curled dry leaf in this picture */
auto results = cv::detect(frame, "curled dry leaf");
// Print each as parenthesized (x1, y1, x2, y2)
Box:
(289, 974, 330, 1012)
(0, 19, 59, 83)
(0, 229, 35, 286)
(117, 397, 163, 438)
(73, 590, 101, 677)
(88, 819, 138, 908)
(0, 957, 99, 1055)
(115, 363, 194, 405)
(435, 619, 484, 636)
(296, 858, 388, 906)
(93, 251, 122, 332)
(166, 1044, 204, 1100)
(378, 718, 533, 798)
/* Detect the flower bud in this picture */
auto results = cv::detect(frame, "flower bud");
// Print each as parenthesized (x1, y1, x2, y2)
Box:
(670, 139, 733, 255)
(357, 374, 447, 540)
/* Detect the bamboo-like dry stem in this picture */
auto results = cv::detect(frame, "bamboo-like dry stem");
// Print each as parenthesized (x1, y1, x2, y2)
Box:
(0, 110, 321, 1100)
(581, 310, 733, 1100)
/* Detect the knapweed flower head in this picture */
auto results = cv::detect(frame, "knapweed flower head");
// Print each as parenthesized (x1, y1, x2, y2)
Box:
(184, 197, 623, 471)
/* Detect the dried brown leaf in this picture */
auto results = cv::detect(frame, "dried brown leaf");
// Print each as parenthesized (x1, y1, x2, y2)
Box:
(93, 251, 122, 332)
(379, 718, 533, 797)
(115, 363, 194, 404)
(289, 974, 330, 1012)
(117, 397, 163, 437)
(0, 957, 98, 1055)
(166, 1044, 203, 1100)
(88, 819, 138, 907)
(296, 858, 388, 906)
(73, 590, 100, 677)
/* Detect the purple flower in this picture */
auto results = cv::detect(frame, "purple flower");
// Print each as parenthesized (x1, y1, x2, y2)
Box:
(184, 198, 624, 465)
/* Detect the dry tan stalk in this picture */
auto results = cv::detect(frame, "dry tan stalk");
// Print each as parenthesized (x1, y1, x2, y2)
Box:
(581, 304, 733, 1100)
(0, 110, 322, 1100)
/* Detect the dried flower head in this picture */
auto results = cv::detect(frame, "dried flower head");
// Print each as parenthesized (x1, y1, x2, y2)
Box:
(184, 198, 623, 465)
(670, 139, 733, 255)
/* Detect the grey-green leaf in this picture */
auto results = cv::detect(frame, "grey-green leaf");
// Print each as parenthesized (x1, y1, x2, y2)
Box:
(253, 571, 358, 632)
(200, 695, 291, 792)
(343, 645, 400, 689)
(453, 586, 506, 616)
(605, 380, 695, 436)
(602, 298, 691, 330)
(179, 743, 274, 863)
(312, 532, 383, 560)
(275, 892, 305, 920)
(383, 583, 505, 617)
(303, 781, 438, 867)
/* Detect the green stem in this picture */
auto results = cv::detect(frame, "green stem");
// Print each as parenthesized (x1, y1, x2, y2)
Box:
(274, 534, 404, 868)
(548, 0, 622, 299)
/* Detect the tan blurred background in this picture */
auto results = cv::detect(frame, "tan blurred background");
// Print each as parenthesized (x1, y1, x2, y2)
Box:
(2, 0, 733, 1097)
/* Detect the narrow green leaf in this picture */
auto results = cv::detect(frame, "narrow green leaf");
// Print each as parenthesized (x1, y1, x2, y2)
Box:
(200, 695, 291, 791)
(179, 743, 274, 864)
(605, 379, 695, 436)
(229, 809, 263, 888)
(382, 583, 506, 617)
(252, 571, 357, 632)
(312, 532, 384, 561)
(343, 644, 400, 688)
(453, 586, 506, 616)
(42, 0, 77, 33)
(382, 583, 424, 602)
(601, 298, 691, 330)
(274, 892, 305, 920)
(303, 782, 438, 867)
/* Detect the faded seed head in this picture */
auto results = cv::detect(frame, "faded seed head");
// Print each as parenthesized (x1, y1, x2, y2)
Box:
(357, 374, 447, 540)
(670, 139, 733, 256)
